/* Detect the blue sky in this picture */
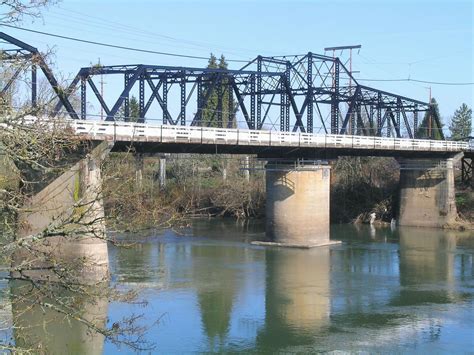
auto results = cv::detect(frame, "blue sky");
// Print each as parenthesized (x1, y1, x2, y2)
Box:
(5, 0, 473, 122)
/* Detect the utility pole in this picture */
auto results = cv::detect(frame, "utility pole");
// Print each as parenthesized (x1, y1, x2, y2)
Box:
(98, 58, 105, 121)
(324, 45, 361, 133)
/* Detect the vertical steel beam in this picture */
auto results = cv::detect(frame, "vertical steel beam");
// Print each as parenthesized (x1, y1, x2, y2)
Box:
(280, 76, 286, 131)
(163, 76, 168, 125)
(330, 59, 340, 134)
(31, 64, 37, 108)
(413, 105, 418, 138)
(227, 77, 233, 128)
(377, 92, 382, 136)
(250, 74, 256, 130)
(387, 109, 392, 137)
(307, 53, 313, 133)
(256, 56, 262, 129)
(124, 73, 130, 120)
(139, 74, 145, 122)
(285, 64, 290, 132)
(196, 76, 202, 126)
(180, 70, 186, 125)
(217, 79, 223, 128)
(80, 76, 86, 119)
(396, 105, 401, 134)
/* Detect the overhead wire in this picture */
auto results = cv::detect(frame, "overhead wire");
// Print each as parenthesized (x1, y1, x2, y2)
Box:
(3, 25, 471, 89)
(357, 78, 474, 86)
(43, 12, 252, 59)
(49, 7, 268, 58)
(2, 24, 250, 63)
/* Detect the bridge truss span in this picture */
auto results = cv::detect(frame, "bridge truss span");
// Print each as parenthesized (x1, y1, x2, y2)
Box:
(1, 32, 444, 140)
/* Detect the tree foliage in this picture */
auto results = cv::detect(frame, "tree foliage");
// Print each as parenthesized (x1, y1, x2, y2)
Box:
(117, 95, 140, 121)
(449, 103, 472, 140)
(200, 54, 237, 128)
(416, 97, 444, 140)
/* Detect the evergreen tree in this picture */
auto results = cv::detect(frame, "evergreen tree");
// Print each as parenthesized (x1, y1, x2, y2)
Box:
(200, 54, 237, 128)
(416, 97, 443, 139)
(449, 103, 472, 140)
(117, 95, 140, 121)
(129, 95, 140, 122)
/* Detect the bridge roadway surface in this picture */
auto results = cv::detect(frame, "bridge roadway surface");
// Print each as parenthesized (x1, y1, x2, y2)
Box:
(68, 120, 474, 158)
(28, 116, 474, 159)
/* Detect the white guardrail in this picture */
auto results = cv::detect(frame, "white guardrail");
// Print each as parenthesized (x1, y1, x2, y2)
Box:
(21, 117, 473, 153)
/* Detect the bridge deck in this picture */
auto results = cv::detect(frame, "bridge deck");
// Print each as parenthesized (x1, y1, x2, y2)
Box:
(26, 117, 474, 158)
(76, 120, 472, 158)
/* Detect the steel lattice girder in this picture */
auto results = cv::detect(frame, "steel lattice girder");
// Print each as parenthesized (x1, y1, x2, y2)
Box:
(54, 64, 285, 128)
(1, 32, 443, 139)
(0, 32, 79, 119)
(241, 53, 442, 138)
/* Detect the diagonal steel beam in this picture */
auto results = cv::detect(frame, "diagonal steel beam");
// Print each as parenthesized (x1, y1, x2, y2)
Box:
(87, 77, 110, 116)
(107, 66, 145, 121)
(145, 74, 172, 124)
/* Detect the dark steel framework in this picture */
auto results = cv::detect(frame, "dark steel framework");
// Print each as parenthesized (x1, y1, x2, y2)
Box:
(0, 32, 78, 117)
(1, 33, 444, 139)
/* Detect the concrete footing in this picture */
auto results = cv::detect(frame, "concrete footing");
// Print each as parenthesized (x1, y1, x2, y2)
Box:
(262, 161, 334, 247)
(397, 158, 457, 228)
(14, 142, 112, 282)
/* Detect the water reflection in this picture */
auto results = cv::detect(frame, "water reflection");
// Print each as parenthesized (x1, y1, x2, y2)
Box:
(191, 218, 265, 243)
(191, 244, 244, 350)
(113, 241, 166, 283)
(257, 247, 330, 351)
(3, 222, 473, 353)
(10, 280, 107, 354)
(394, 228, 461, 306)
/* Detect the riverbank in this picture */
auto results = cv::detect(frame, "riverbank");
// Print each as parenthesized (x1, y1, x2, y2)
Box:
(102, 154, 474, 231)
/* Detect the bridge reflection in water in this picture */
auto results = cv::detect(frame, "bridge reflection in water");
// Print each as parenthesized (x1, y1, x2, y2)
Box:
(5, 223, 473, 353)
(256, 247, 330, 351)
(9, 280, 107, 354)
(396, 228, 460, 305)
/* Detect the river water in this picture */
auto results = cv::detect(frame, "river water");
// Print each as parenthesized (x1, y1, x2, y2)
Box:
(1, 220, 474, 353)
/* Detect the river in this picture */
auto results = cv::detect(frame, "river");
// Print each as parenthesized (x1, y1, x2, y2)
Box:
(1, 220, 473, 353)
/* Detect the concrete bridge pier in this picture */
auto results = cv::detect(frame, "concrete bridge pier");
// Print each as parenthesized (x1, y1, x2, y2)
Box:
(260, 160, 337, 248)
(14, 142, 112, 282)
(397, 158, 457, 228)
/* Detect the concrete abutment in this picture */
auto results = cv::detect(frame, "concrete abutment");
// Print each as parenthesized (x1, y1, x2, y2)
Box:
(14, 142, 112, 282)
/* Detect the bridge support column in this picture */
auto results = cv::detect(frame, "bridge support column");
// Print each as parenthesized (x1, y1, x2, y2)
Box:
(159, 155, 167, 188)
(260, 161, 337, 248)
(14, 142, 112, 282)
(397, 158, 457, 228)
(135, 154, 144, 190)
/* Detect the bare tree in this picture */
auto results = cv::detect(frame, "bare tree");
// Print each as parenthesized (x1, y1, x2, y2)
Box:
(0, 2, 159, 352)
(0, 0, 56, 24)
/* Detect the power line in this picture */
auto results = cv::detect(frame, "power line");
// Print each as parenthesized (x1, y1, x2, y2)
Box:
(4, 25, 472, 87)
(51, 7, 266, 57)
(358, 78, 474, 86)
(2, 24, 250, 63)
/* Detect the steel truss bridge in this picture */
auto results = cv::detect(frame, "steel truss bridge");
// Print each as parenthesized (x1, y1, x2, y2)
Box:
(1, 32, 444, 140)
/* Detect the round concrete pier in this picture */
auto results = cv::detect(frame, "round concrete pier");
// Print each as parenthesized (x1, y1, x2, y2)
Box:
(397, 158, 457, 228)
(263, 161, 334, 247)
